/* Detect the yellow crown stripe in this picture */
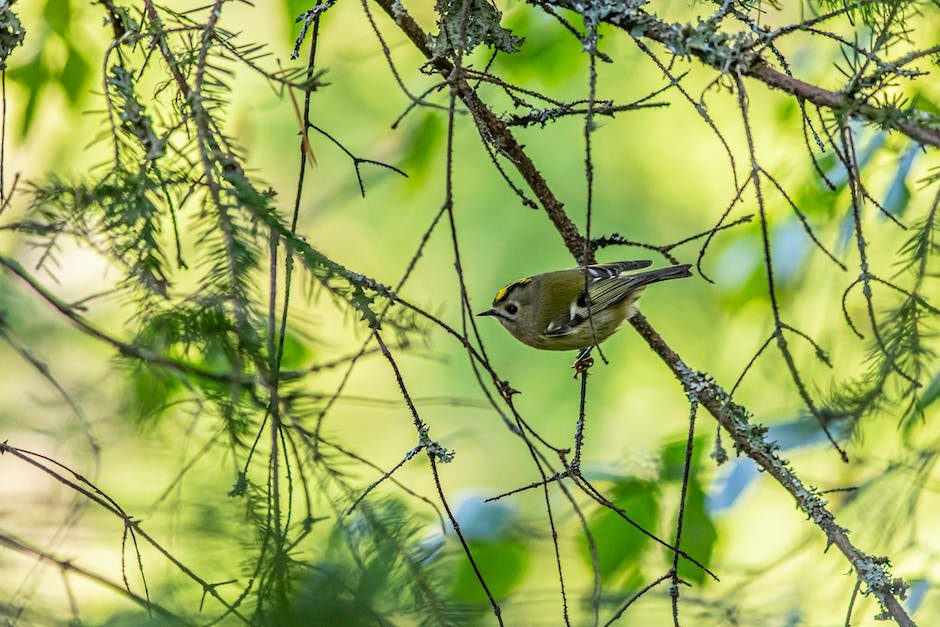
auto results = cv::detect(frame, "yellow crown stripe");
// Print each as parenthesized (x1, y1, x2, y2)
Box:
(494, 277, 532, 303)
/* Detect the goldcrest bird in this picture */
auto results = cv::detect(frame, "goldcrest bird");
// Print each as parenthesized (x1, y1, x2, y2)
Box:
(478, 260, 692, 357)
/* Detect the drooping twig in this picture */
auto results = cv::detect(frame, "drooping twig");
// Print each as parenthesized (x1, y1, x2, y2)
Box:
(0, 442, 249, 623)
(734, 76, 847, 461)
(0, 533, 187, 625)
(670, 401, 698, 626)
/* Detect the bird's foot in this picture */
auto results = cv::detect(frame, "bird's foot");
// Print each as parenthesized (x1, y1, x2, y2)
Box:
(572, 353, 594, 379)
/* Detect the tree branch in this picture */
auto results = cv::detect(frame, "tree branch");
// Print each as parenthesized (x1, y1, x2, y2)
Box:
(544, 1, 940, 149)
(0, 532, 187, 624)
(370, 1, 914, 622)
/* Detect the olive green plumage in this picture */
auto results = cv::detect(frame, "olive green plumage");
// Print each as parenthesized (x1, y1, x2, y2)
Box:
(478, 261, 692, 351)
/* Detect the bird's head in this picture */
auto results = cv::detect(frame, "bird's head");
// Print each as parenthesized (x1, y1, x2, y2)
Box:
(477, 277, 534, 336)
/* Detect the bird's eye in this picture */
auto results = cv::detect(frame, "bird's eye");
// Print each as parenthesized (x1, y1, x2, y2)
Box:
(506, 304, 518, 315)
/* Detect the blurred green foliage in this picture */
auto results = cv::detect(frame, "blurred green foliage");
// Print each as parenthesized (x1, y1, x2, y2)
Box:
(8, 0, 91, 135)
(0, 0, 937, 625)
(583, 479, 660, 590)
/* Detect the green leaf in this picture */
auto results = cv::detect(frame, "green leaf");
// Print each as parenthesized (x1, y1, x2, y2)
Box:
(453, 539, 529, 604)
(496, 9, 580, 87)
(673, 479, 717, 585)
(61, 45, 91, 103)
(912, 371, 940, 417)
(452, 540, 529, 602)
(582, 479, 659, 585)
(401, 111, 443, 177)
(660, 438, 716, 584)
(7, 53, 48, 135)
(661, 438, 699, 482)
(43, 0, 71, 36)
(278, 331, 313, 369)
(124, 363, 181, 423)
(285, 0, 314, 39)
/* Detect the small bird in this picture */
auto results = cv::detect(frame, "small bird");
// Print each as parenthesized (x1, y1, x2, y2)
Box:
(478, 260, 692, 368)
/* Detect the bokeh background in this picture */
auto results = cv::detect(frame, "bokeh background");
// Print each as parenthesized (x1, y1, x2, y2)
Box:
(1, 1, 939, 625)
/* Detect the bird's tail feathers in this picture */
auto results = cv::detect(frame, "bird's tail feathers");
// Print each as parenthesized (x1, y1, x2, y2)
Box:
(627, 264, 693, 288)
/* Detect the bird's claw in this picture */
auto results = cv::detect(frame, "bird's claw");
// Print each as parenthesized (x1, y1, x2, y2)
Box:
(572, 356, 594, 379)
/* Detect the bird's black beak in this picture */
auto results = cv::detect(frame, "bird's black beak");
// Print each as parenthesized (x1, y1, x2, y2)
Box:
(477, 308, 497, 317)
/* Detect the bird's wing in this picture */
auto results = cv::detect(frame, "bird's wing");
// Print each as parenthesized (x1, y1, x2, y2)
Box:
(543, 263, 690, 337)
(585, 260, 652, 277)
(543, 261, 651, 335)
(544, 274, 643, 337)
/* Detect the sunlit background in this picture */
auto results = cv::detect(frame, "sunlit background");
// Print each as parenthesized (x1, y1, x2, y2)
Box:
(1, 1, 939, 625)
